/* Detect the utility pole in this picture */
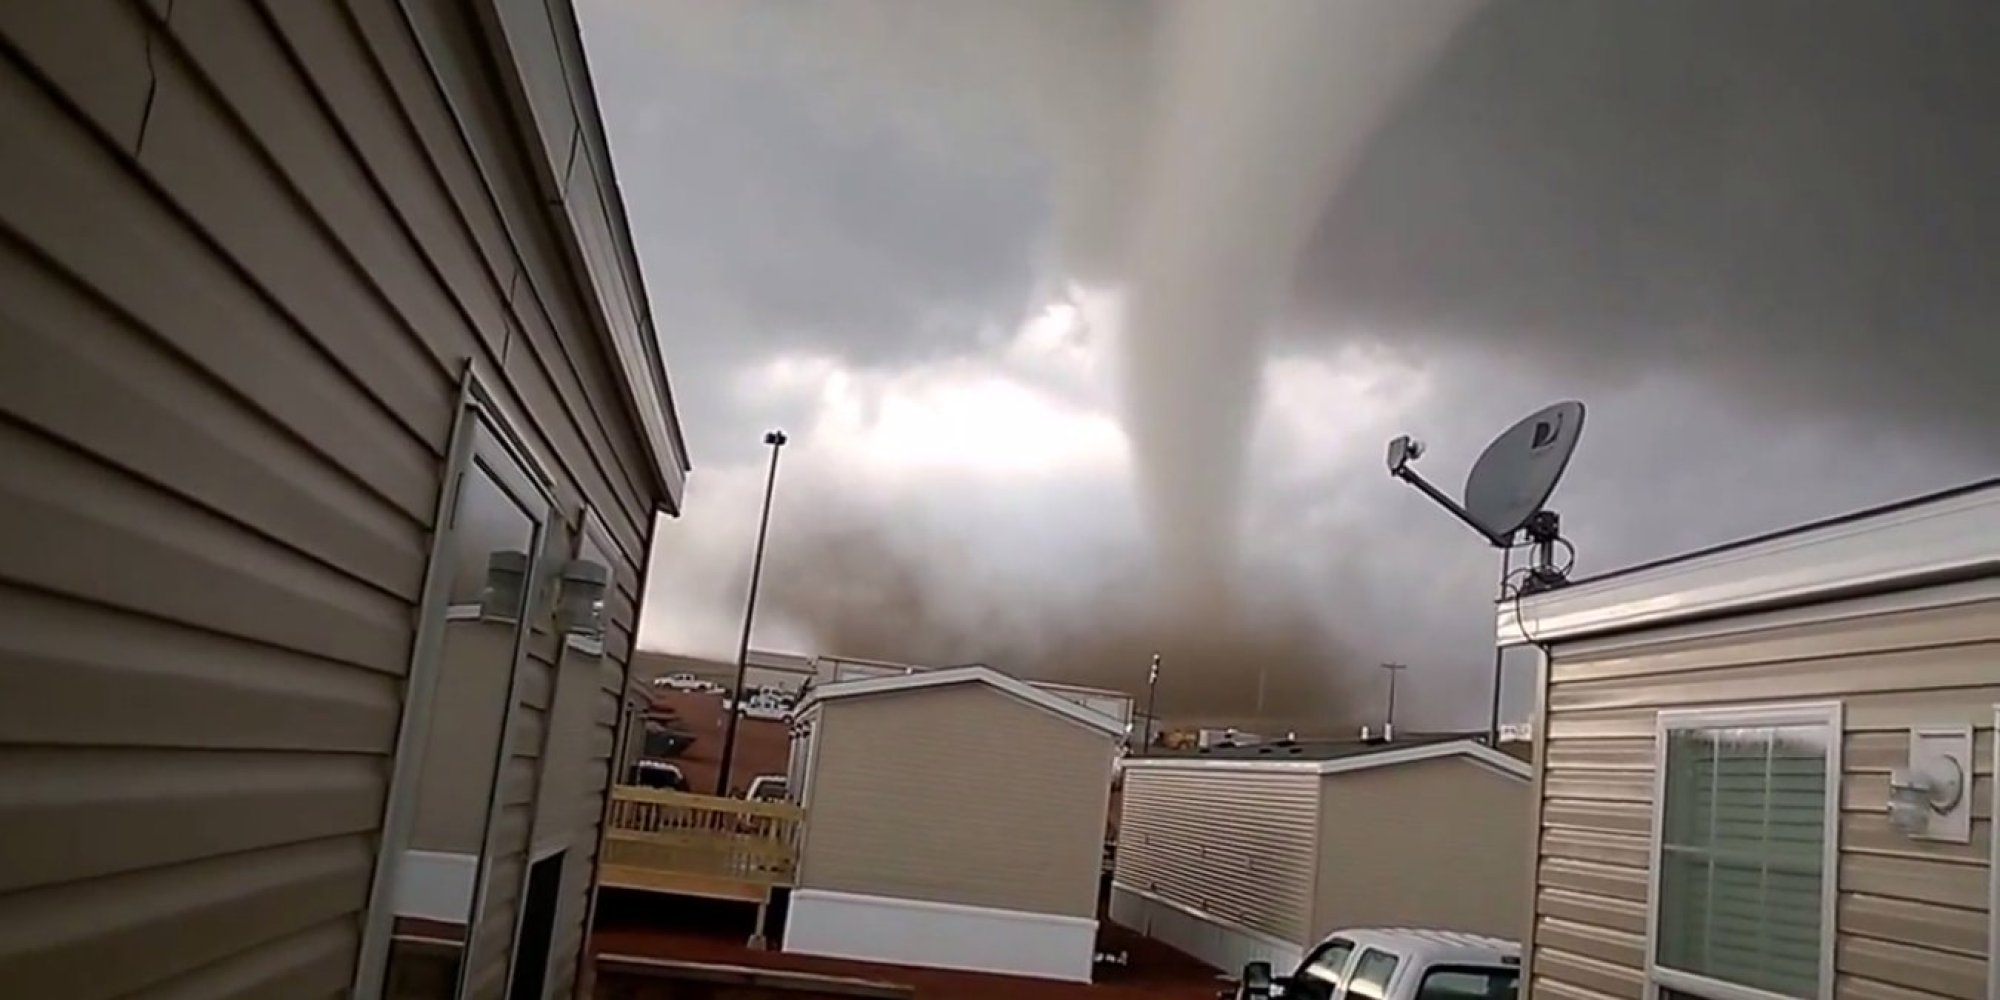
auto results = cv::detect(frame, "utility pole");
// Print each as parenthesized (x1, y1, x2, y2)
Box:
(716, 430, 788, 796)
(1139, 652, 1161, 755)
(1379, 662, 1408, 740)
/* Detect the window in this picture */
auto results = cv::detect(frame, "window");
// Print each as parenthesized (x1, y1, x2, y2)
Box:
(1416, 967, 1519, 1000)
(1651, 704, 1839, 1000)
(1344, 949, 1401, 1000)
(1287, 937, 1356, 1000)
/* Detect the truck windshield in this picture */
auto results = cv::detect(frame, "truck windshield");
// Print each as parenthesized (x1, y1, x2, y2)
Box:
(1286, 938, 1354, 1000)
(1415, 966, 1520, 1000)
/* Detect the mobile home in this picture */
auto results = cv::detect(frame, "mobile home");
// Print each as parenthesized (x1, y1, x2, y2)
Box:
(1111, 739, 1532, 974)
(1500, 478, 1997, 1000)
(784, 666, 1124, 981)
(0, 2, 685, 997)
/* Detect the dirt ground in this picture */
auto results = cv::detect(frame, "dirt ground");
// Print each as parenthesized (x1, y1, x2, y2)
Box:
(591, 892, 1226, 1000)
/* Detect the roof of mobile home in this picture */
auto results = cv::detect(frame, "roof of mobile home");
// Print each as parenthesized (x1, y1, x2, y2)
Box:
(797, 665, 1127, 738)
(1499, 475, 2000, 645)
(1118, 736, 1530, 779)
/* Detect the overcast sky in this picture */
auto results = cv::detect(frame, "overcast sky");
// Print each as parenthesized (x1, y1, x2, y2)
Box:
(581, 0, 1998, 733)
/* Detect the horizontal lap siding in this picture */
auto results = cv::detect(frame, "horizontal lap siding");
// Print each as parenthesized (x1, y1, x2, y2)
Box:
(799, 685, 1117, 919)
(0, 0, 441, 994)
(1114, 768, 1321, 944)
(257, 0, 659, 994)
(1532, 592, 1999, 1000)
(0, 1, 661, 998)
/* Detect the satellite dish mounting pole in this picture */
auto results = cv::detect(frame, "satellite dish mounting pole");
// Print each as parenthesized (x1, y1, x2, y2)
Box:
(1487, 550, 1510, 748)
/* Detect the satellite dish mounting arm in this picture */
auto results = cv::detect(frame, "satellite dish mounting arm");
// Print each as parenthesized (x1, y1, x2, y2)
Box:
(1385, 435, 1512, 548)
(1393, 466, 1513, 548)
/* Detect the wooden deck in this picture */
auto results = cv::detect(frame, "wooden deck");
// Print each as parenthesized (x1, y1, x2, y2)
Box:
(600, 786, 805, 946)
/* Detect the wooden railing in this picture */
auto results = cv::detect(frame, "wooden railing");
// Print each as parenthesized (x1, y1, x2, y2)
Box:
(600, 786, 804, 905)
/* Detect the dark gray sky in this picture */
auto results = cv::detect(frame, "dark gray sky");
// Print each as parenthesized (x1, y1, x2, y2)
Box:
(583, 0, 1997, 733)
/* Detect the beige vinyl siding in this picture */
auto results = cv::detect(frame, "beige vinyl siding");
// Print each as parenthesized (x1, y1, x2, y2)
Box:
(544, 665, 628, 1000)
(1312, 757, 1530, 941)
(1530, 591, 1998, 1000)
(1115, 767, 1322, 944)
(797, 683, 1117, 919)
(0, 2, 659, 998)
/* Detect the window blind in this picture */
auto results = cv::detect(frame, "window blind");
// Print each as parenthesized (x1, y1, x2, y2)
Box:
(1657, 723, 1829, 1000)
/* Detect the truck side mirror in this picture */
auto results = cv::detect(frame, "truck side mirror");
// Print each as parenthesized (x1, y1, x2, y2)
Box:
(1241, 961, 1274, 999)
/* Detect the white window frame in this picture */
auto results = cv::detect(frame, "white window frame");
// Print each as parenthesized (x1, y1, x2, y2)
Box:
(1645, 701, 1842, 1000)
(1989, 705, 1998, 1000)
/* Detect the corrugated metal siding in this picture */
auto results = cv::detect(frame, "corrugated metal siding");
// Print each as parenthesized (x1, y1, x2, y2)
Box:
(797, 683, 1117, 919)
(1312, 757, 1531, 940)
(0, 1, 659, 997)
(1531, 592, 1998, 1000)
(1114, 767, 1321, 944)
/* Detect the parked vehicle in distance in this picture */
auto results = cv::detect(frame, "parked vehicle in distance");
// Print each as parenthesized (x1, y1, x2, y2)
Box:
(653, 672, 704, 690)
(742, 701, 790, 722)
(1236, 928, 1518, 1000)
(728, 689, 793, 722)
(743, 775, 788, 803)
(630, 759, 689, 792)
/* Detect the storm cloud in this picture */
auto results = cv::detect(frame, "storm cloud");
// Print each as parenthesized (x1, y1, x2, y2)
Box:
(1291, 0, 2000, 447)
(586, 0, 1997, 733)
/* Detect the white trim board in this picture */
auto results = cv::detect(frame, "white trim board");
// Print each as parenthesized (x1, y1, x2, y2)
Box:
(1117, 739, 1531, 780)
(466, 0, 689, 504)
(1108, 883, 1303, 975)
(781, 888, 1098, 982)
(394, 850, 478, 924)
(1498, 479, 2000, 646)
(798, 666, 1126, 738)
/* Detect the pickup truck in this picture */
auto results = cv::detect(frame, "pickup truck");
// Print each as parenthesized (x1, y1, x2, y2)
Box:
(1236, 927, 1519, 1000)
(743, 774, 789, 803)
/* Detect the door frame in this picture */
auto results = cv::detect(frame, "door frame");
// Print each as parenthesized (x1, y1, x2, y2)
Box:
(455, 393, 557, 999)
(351, 369, 557, 1000)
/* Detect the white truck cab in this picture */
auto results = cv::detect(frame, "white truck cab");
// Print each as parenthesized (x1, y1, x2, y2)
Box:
(1239, 927, 1519, 1000)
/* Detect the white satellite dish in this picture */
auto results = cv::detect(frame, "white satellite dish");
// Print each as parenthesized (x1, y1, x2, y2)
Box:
(1463, 400, 1585, 542)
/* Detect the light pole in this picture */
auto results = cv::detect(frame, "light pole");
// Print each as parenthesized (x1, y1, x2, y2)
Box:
(1139, 652, 1162, 754)
(1379, 662, 1407, 740)
(716, 429, 788, 796)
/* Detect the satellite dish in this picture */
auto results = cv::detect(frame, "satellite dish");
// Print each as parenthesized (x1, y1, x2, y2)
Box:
(1384, 400, 1587, 751)
(1462, 401, 1585, 541)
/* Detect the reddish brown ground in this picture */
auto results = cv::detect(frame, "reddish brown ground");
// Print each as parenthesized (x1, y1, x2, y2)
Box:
(591, 893, 1224, 1000)
(646, 690, 791, 797)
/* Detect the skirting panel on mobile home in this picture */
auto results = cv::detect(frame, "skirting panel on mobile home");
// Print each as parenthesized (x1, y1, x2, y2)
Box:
(783, 888, 1099, 982)
(1108, 883, 1304, 975)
